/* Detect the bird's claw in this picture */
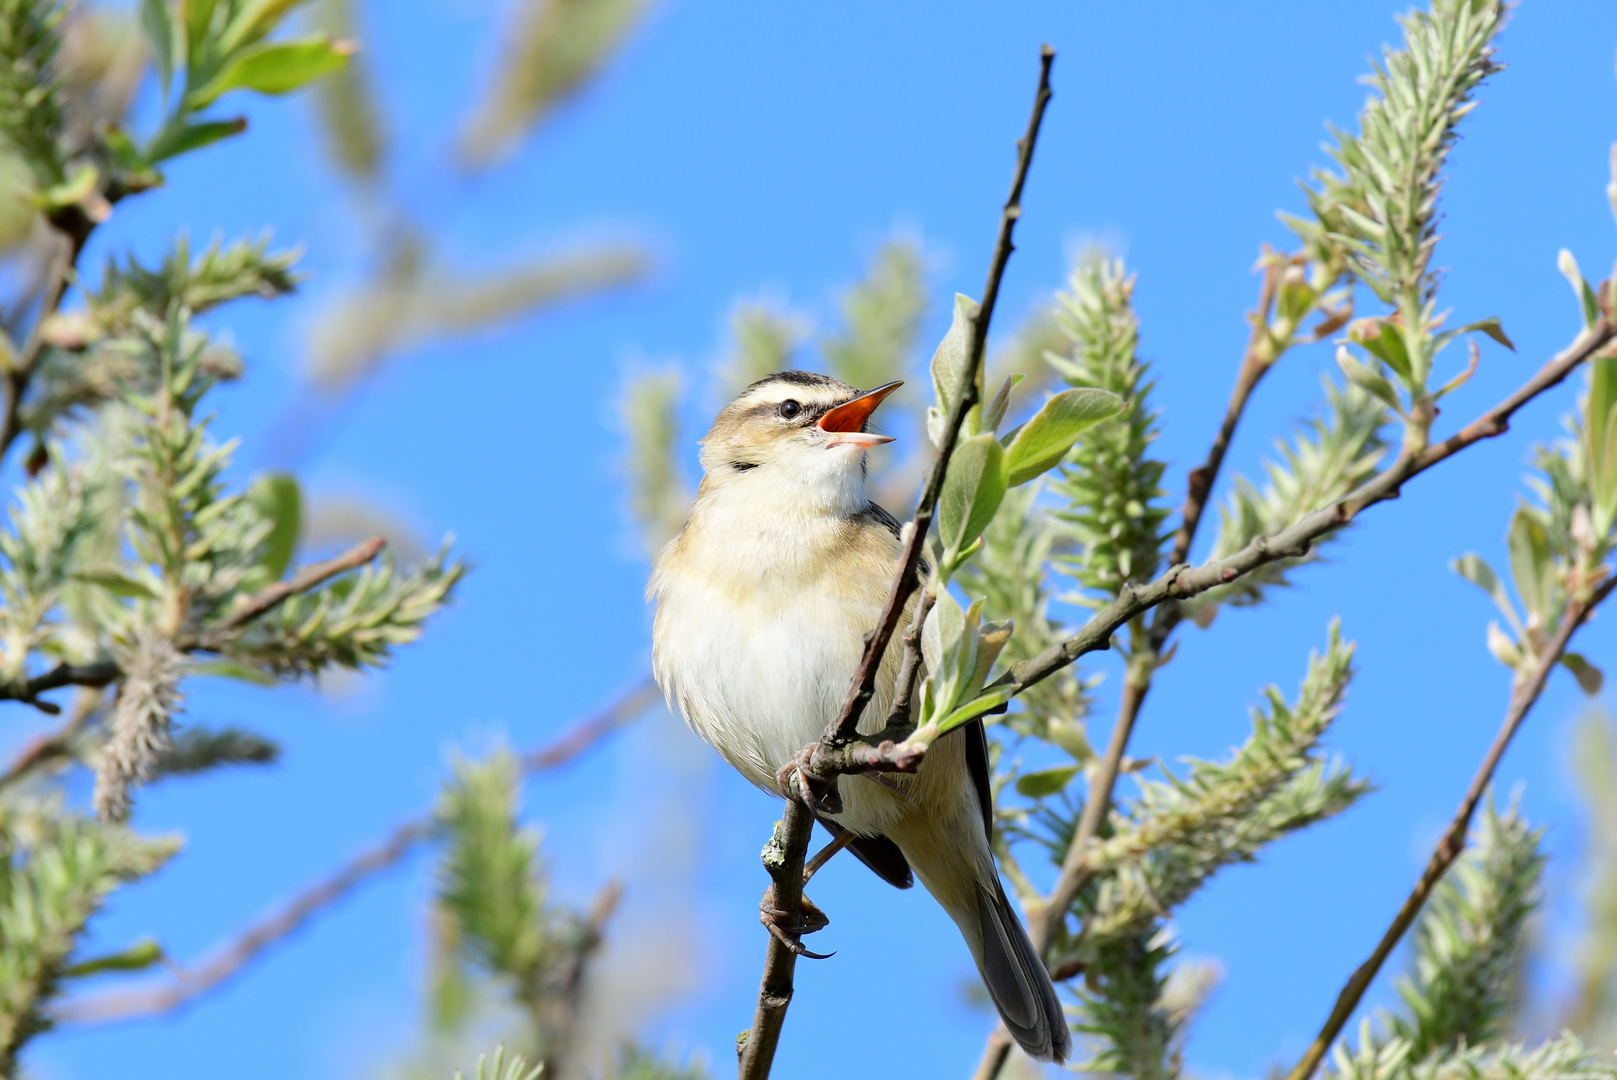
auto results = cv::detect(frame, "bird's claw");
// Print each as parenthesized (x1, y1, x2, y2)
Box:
(760, 887, 833, 959)
(775, 747, 842, 815)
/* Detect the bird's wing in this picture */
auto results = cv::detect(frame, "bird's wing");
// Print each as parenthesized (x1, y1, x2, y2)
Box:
(960, 717, 994, 840)
(814, 813, 914, 889)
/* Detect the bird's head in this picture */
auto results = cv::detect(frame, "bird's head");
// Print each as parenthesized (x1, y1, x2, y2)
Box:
(697, 371, 902, 513)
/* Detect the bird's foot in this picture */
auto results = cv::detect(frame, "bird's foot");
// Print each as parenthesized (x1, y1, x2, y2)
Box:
(759, 886, 834, 959)
(775, 746, 842, 815)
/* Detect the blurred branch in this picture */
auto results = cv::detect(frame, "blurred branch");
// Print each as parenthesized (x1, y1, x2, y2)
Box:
(51, 675, 658, 1025)
(736, 46, 1056, 1080)
(458, 0, 652, 168)
(1283, 575, 1617, 1080)
(0, 222, 88, 458)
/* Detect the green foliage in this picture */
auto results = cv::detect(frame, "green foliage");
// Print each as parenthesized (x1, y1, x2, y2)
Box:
(459, 0, 652, 167)
(1074, 928, 1178, 1080)
(0, 804, 178, 1071)
(1565, 709, 1617, 1043)
(1390, 798, 1543, 1060)
(1076, 623, 1365, 945)
(955, 481, 1093, 750)
(437, 749, 553, 1000)
(1047, 256, 1168, 604)
(150, 724, 279, 776)
(1188, 375, 1390, 618)
(1330, 1029, 1617, 1080)
(454, 1044, 541, 1080)
(0, 0, 67, 186)
(821, 239, 927, 392)
(1453, 356, 1617, 687)
(619, 365, 692, 558)
(608, 1044, 713, 1080)
(1302, 0, 1508, 441)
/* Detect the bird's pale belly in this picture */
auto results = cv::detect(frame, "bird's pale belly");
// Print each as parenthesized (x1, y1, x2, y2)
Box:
(652, 577, 908, 833)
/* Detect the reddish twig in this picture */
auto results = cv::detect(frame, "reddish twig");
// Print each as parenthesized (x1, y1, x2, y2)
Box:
(1283, 575, 1617, 1080)
(737, 46, 1059, 1080)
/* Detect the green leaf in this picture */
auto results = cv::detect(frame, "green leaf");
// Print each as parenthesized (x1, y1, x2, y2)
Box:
(72, 567, 157, 599)
(1451, 316, 1516, 352)
(248, 472, 301, 580)
(1507, 510, 1554, 624)
(1588, 354, 1617, 522)
(63, 938, 164, 978)
(187, 37, 353, 110)
(1559, 249, 1602, 330)
(926, 294, 978, 448)
(937, 433, 1008, 563)
(141, 0, 180, 99)
(1455, 552, 1513, 637)
(982, 373, 1023, 434)
(35, 165, 98, 212)
(1003, 387, 1125, 486)
(1335, 347, 1404, 415)
(1349, 319, 1413, 383)
(184, 0, 218, 63)
(218, 0, 313, 54)
(1563, 653, 1605, 696)
(190, 658, 277, 686)
(146, 117, 247, 163)
(1452, 553, 1523, 637)
(937, 685, 1016, 735)
(1014, 765, 1079, 798)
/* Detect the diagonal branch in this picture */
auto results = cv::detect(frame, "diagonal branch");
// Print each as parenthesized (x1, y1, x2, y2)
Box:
(0, 538, 393, 712)
(199, 536, 387, 644)
(1282, 574, 1617, 1080)
(736, 46, 1059, 1080)
(51, 676, 658, 1025)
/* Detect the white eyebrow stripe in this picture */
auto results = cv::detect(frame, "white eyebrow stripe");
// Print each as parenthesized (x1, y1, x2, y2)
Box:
(734, 381, 848, 409)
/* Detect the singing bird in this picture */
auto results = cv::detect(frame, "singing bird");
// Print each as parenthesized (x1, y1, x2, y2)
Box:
(649, 370, 1069, 1063)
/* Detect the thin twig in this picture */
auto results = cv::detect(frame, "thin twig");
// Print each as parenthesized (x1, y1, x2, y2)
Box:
(0, 539, 393, 711)
(540, 879, 623, 1078)
(810, 44, 1057, 765)
(53, 677, 657, 1024)
(1162, 258, 1284, 583)
(201, 536, 387, 643)
(996, 316, 1617, 705)
(737, 798, 816, 1080)
(736, 46, 1060, 1080)
(0, 688, 105, 791)
(1282, 574, 1617, 1080)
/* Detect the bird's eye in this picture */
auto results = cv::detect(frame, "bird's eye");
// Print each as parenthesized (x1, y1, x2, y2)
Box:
(778, 400, 802, 420)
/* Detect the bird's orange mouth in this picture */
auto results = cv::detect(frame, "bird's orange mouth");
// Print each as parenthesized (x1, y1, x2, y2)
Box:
(819, 381, 902, 448)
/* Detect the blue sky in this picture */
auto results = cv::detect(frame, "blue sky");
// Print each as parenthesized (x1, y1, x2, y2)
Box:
(23, 1, 1617, 1078)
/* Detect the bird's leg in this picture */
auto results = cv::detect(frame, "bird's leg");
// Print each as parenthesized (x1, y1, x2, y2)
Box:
(759, 886, 833, 960)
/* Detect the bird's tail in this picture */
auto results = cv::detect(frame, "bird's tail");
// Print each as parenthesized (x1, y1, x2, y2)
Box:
(966, 877, 1071, 1064)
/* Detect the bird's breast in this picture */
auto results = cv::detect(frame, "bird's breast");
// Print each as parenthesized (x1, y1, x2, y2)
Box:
(651, 501, 903, 796)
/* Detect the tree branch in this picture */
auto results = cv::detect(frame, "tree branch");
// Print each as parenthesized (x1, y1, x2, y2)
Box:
(1001, 316, 1617, 703)
(0, 218, 93, 461)
(0, 538, 393, 714)
(1282, 574, 1617, 1080)
(735, 46, 1059, 1080)
(200, 535, 387, 643)
(51, 676, 657, 1025)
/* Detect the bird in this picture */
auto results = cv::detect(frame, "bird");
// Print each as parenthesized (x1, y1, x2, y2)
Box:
(648, 369, 1070, 1063)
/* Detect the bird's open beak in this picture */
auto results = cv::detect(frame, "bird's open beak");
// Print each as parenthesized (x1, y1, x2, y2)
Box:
(819, 381, 902, 448)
